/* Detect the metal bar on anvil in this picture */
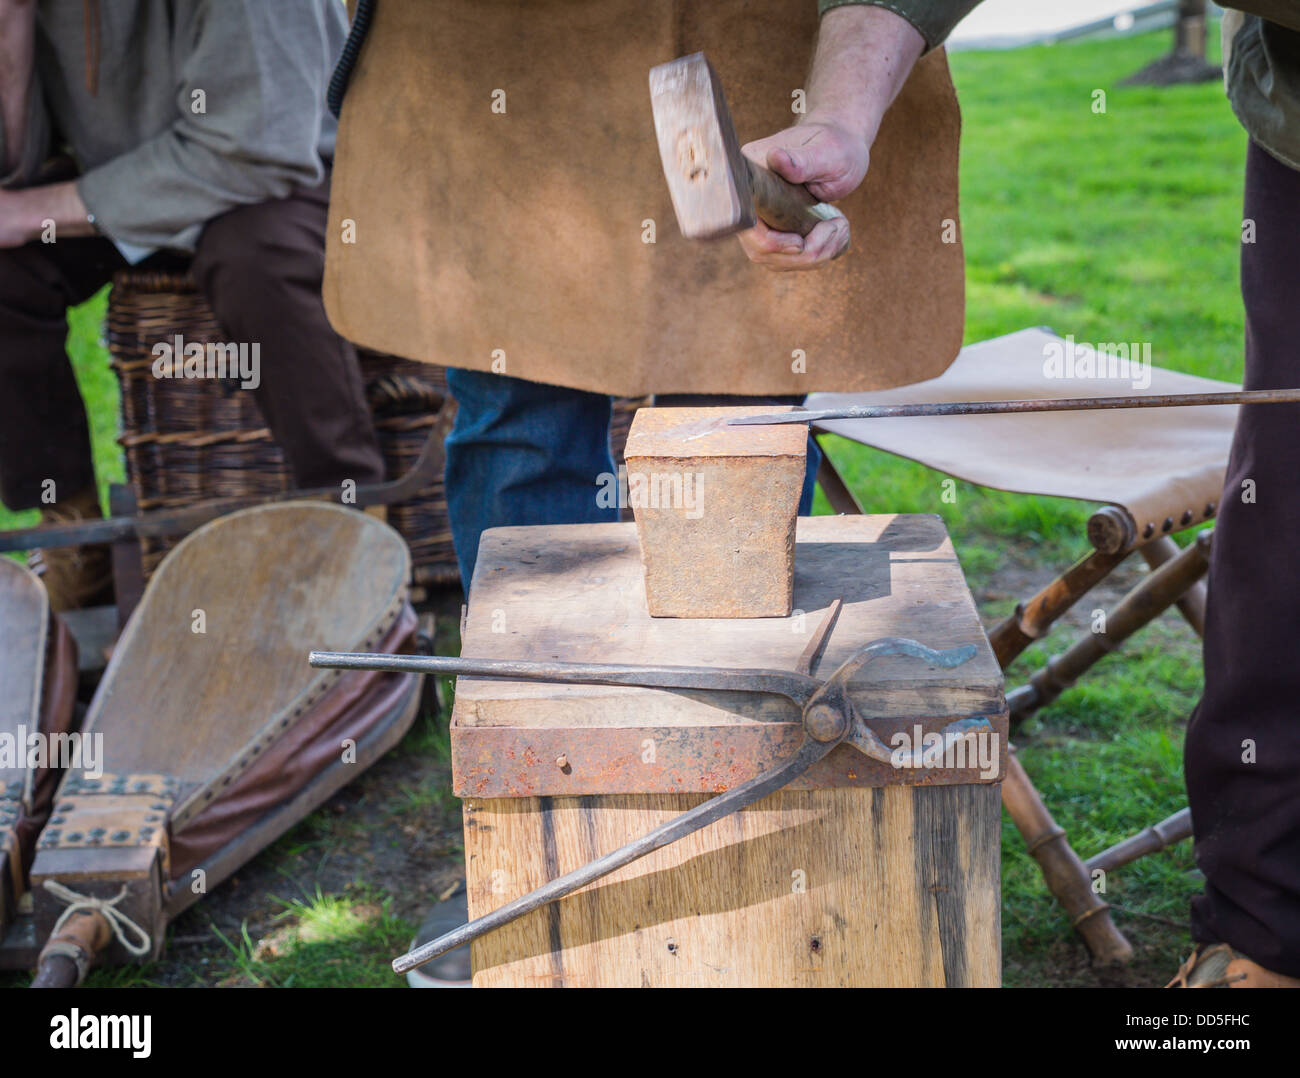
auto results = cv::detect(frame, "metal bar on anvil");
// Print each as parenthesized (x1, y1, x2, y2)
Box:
(308, 651, 821, 706)
(726, 387, 1300, 426)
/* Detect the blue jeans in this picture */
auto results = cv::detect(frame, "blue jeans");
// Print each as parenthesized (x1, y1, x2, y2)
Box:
(444, 368, 820, 584)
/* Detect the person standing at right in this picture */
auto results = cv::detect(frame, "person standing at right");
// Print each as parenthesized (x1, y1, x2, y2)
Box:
(738, 1, 1300, 988)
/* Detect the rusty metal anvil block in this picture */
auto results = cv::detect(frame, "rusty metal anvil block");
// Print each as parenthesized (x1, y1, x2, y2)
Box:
(623, 406, 807, 618)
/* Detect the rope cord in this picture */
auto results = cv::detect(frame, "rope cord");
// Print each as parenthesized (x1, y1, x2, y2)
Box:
(42, 880, 153, 958)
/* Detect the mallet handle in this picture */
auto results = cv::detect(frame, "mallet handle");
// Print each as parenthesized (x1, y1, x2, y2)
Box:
(745, 159, 838, 237)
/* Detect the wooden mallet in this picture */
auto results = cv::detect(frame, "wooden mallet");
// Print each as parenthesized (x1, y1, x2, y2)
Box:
(649, 52, 843, 240)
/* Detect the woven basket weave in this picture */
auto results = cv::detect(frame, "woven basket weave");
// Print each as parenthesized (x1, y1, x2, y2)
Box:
(107, 270, 644, 585)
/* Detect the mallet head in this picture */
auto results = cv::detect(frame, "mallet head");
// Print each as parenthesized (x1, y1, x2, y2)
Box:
(649, 52, 756, 240)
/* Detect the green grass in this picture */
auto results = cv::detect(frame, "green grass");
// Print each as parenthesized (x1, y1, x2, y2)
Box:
(1, 290, 122, 535)
(205, 888, 415, 988)
(811, 27, 1240, 985)
(8, 27, 1240, 986)
(950, 27, 1237, 986)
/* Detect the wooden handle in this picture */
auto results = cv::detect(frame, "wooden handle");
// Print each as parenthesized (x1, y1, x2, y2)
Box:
(1002, 753, 1134, 966)
(744, 159, 833, 237)
(31, 909, 111, 988)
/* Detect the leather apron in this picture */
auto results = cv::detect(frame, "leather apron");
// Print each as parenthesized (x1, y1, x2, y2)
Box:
(324, 0, 965, 396)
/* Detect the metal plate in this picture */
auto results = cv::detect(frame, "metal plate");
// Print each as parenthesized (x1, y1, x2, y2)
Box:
(451, 710, 1008, 798)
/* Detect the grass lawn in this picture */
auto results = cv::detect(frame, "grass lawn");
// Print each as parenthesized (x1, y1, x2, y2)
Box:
(4, 26, 1245, 987)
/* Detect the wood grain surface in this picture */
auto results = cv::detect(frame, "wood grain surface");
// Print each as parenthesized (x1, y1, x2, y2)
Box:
(467, 785, 1000, 987)
(456, 514, 1002, 986)
(457, 515, 1003, 726)
(0, 558, 48, 778)
(80, 504, 409, 792)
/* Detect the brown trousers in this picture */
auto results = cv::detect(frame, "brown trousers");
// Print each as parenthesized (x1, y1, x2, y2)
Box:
(1186, 141, 1300, 976)
(0, 178, 383, 512)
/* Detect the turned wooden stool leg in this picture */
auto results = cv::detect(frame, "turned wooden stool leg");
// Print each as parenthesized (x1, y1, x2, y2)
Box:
(1002, 750, 1134, 965)
(812, 434, 866, 515)
(988, 546, 1130, 668)
(1005, 531, 1213, 721)
(994, 525, 1214, 961)
(1139, 534, 1207, 636)
(1086, 807, 1193, 875)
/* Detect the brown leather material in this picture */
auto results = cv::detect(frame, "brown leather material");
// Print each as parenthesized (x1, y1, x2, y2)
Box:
(33, 486, 114, 611)
(808, 328, 1237, 540)
(323, 0, 965, 397)
(24, 503, 422, 968)
(13, 611, 81, 876)
(1227, 957, 1300, 988)
(0, 560, 79, 928)
(1168, 942, 1300, 987)
(167, 602, 418, 879)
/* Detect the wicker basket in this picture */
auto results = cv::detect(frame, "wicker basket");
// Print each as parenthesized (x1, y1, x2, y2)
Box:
(107, 270, 644, 586)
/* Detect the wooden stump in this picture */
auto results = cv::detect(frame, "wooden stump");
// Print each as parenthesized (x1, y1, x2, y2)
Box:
(454, 516, 1005, 987)
(467, 785, 999, 987)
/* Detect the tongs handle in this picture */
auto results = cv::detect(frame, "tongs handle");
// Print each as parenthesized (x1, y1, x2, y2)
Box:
(309, 651, 820, 707)
(391, 734, 836, 974)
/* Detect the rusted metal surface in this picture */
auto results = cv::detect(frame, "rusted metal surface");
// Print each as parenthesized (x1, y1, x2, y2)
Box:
(449, 717, 1006, 797)
(316, 607, 1007, 798)
(0, 408, 451, 553)
(794, 597, 841, 677)
(434, 598, 1000, 796)
(728, 387, 1300, 427)
(31, 909, 111, 988)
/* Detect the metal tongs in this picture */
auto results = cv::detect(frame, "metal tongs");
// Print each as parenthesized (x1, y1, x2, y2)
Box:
(310, 599, 985, 975)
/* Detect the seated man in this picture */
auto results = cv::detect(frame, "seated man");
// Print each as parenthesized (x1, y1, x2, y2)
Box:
(0, 0, 384, 608)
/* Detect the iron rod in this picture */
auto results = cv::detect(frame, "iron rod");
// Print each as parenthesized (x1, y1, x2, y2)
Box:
(391, 735, 837, 973)
(727, 388, 1300, 426)
(309, 651, 819, 706)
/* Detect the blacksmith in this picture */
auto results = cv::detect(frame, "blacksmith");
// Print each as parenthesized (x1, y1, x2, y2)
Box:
(330, 1, 1300, 989)
(0, 0, 385, 608)
(738, 0, 1299, 992)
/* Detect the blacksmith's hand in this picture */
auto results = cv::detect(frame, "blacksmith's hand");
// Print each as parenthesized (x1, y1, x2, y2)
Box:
(0, 183, 96, 248)
(737, 4, 925, 271)
(737, 120, 862, 270)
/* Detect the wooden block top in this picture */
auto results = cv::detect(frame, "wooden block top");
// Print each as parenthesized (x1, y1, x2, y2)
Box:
(456, 515, 1003, 729)
(624, 406, 806, 460)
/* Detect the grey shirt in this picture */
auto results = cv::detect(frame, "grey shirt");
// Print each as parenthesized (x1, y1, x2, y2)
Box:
(0, 0, 347, 252)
